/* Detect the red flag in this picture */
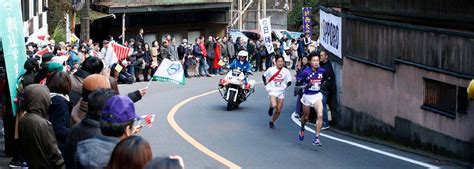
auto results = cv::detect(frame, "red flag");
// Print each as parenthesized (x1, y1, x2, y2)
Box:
(35, 46, 52, 56)
(38, 35, 47, 41)
(112, 42, 132, 61)
(141, 114, 155, 127)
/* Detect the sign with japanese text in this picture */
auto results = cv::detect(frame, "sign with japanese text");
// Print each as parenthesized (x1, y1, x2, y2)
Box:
(259, 18, 274, 54)
(302, 7, 312, 40)
(0, 0, 27, 115)
(320, 9, 342, 58)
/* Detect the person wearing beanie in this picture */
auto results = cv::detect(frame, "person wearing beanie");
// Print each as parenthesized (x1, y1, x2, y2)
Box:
(75, 95, 143, 168)
(34, 52, 55, 83)
(33, 62, 65, 85)
(70, 74, 111, 125)
(63, 89, 117, 169)
(21, 57, 40, 87)
(51, 56, 69, 66)
(468, 80, 474, 101)
(48, 62, 65, 73)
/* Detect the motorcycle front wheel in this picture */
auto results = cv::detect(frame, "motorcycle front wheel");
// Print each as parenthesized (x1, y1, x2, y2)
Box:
(227, 90, 236, 111)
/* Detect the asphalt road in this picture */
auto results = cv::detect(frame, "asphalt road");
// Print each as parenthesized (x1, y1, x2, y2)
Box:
(119, 72, 464, 169)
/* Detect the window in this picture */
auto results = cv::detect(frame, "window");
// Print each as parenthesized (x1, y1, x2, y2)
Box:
(422, 78, 470, 118)
(34, 0, 38, 16)
(28, 19, 34, 35)
(422, 78, 456, 118)
(457, 86, 468, 114)
(38, 14, 43, 29)
(22, 0, 30, 21)
(43, 0, 48, 10)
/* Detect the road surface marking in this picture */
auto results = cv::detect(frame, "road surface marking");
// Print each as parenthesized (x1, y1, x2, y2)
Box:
(290, 112, 439, 169)
(167, 90, 241, 169)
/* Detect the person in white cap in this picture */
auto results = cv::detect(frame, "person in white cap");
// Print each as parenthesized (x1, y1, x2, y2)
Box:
(228, 50, 252, 73)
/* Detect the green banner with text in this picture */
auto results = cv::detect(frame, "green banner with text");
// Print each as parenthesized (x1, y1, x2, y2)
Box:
(0, 0, 27, 116)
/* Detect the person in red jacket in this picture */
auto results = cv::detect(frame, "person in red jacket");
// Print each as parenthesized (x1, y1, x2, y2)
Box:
(198, 36, 211, 77)
(199, 36, 208, 58)
(212, 37, 223, 74)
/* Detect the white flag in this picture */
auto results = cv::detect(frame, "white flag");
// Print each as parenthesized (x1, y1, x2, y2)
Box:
(152, 59, 185, 85)
(259, 17, 274, 54)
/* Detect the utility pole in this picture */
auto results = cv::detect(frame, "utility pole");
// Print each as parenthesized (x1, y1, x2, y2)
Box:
(65, 13, 70, 43)
(263, 0, 267, 18)
(238, 0, 243, 30)
(72, 11, 75, 33)
(122, 13, 126, 44)
(257, 0, 261, 30)
(80, 0, 90, 41)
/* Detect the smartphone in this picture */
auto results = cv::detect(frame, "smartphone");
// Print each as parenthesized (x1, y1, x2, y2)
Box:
(131, 119, 143, 134)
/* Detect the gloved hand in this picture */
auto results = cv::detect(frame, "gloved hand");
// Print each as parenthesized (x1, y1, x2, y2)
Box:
(305, 83, 313, 90)
(294, 85, 305, 96)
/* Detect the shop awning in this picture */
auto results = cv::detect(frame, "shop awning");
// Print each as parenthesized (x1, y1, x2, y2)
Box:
(93, 0, 232, 14)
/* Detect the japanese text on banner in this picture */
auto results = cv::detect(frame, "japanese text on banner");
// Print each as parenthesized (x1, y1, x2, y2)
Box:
(302, 7, 312, 40)
(0, 0, 28, 115)
(259, 18, 274, 54)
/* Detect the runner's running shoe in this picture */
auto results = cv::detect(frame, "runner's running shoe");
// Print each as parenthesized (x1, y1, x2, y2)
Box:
(298, 129, 305, 141)
(269, 121, 275, 129)
(294, 114, 300, 119)
(312, 136, 322, 146)
(268, 108, 274, 116)
(8, 161, 21, 168)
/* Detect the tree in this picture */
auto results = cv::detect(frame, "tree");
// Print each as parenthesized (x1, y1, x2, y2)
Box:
(48, 0, 73, 42)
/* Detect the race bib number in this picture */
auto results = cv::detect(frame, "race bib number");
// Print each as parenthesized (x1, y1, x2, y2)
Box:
(309, 83, 320, 91)
(274, 81, 283, 88)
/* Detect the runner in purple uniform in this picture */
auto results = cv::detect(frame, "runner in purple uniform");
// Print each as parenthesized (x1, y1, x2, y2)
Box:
(296, 53, 328, 146)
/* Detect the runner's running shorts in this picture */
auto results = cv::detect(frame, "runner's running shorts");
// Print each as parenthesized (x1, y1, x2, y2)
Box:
(267, 90, 285, 99)
(301, 93, 323, 107)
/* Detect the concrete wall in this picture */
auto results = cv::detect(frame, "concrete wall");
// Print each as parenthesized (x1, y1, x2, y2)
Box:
(339, 58, 474, 161)
(242, 10, 288, 30)
(231, 0, 289, 30)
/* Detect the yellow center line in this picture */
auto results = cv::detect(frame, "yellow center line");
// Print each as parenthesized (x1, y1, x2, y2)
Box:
(167, 90, 242, 169)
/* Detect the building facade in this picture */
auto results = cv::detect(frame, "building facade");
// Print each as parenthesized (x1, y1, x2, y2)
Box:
(321, 0, 474, 162)
(229, 0, 291, 30)
(91, 0, 232, 44)
(21, 0, 49, 40)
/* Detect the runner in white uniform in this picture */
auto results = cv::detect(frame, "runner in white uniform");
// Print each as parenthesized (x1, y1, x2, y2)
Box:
(262, 55, 292, 128)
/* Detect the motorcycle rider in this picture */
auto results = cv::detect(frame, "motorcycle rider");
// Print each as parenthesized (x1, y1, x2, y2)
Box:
(228, 50, 252, 75)
(225, 50, 253, 103)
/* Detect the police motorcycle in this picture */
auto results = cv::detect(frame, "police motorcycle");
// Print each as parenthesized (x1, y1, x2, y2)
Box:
(218, 68, 256, 111)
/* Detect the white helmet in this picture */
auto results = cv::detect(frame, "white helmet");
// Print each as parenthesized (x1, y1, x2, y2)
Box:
(237, 50, 248, 57)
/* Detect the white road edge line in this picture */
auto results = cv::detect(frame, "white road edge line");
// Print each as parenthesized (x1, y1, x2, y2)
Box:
(290, 112, 439, 169)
